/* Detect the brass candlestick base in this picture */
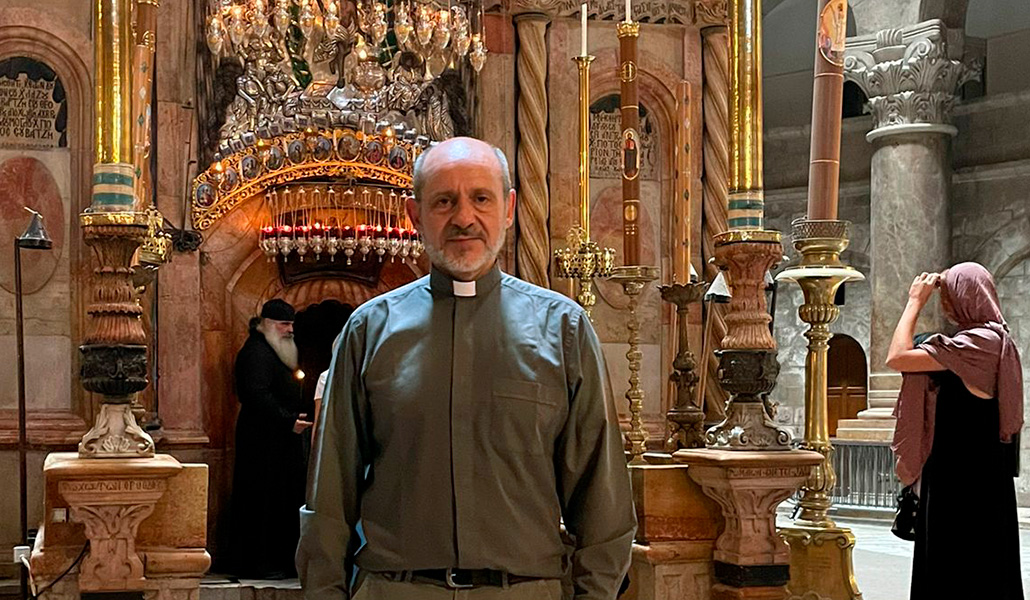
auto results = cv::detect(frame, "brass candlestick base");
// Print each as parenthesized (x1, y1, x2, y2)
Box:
(611, 265, 659, 464)
(777, 218, 864, 600)
(658, 281, 707, 450)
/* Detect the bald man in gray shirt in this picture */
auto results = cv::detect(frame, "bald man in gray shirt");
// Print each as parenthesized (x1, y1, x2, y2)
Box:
(297, 137, 635, 600)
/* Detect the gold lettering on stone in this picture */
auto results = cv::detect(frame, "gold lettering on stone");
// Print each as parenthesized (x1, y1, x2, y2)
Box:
(60, 479, 164, 493)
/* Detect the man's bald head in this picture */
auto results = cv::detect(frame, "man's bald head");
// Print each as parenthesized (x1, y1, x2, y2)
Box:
(412, 137, 512, 201)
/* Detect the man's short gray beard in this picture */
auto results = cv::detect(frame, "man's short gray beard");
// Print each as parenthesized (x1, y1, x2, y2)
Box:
(423, 235, 505, 281)
(257, 320, 299, 370)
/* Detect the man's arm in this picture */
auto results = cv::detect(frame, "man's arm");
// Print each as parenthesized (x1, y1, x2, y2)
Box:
(556, 311, 636, 600)
(297, 319, 368, 599)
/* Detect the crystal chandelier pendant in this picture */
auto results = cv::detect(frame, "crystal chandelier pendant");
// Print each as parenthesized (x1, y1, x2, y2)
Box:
(395, 2, 413, 45)
(371, 1, 389, 46)
(206, 15, 225, 56)
(274, 0, 291, 35)
(432, 9, 451, 52)
(415, 5, 434, 48)
(469, 34, 487, 72)
(324, 1, 341, 37)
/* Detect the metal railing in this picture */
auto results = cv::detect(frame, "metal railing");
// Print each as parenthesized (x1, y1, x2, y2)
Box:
(829, 440, 900, 508)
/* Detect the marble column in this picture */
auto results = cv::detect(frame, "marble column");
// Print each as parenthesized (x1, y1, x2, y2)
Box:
(512, 1, 558, 288)
(838, 20, 979, 440)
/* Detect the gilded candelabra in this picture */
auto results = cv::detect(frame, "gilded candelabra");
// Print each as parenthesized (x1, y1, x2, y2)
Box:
(777, 218, 864, 599)
(553, 55, 616, 316)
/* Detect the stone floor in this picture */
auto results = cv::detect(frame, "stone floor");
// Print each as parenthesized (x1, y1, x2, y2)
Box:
(776, 513, 1030, 600)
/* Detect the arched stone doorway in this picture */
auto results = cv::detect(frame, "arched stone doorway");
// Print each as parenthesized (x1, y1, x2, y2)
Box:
(827, 334, 867, 437)
(294, 300, 353, 406)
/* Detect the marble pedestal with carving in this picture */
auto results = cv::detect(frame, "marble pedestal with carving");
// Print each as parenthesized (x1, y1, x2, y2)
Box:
(674, 449, 822, 600)
(30, 453, 211, 600)
(623, 456, 724, 600)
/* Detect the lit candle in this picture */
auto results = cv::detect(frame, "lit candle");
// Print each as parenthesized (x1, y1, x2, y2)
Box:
(625, 0, 631, 22)
(580, 3, 587, 56)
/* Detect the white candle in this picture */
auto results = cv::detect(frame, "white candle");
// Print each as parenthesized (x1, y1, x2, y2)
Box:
(625, 0, 631, 22)
(580, 3, 587, 56)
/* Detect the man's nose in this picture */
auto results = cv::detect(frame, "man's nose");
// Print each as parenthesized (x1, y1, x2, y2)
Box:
(450, 197, 476, 228)
(285, 323, 294, 334)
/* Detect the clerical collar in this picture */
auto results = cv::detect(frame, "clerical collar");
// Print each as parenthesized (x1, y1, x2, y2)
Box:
(429, 264, 502, 298)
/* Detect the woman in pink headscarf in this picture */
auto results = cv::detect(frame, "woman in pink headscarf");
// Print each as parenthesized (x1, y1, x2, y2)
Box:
(887, 262, 1023, 599)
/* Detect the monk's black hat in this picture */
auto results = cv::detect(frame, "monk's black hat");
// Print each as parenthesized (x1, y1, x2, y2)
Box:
(260, 298, 295, 322)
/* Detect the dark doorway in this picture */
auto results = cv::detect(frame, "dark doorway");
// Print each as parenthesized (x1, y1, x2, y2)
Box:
(294, 300, 354, 406)
(827, 334, 868, 437)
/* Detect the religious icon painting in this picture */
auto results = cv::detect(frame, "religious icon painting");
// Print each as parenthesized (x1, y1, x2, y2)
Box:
(266, 146, 285, 170)
(364, 140, 385, 165)
(288, 139, 307, 164)
(241, 154, 260, 180)
(220, 167, 239, 192)
(818, 0, 848, 66)
(338, 133, 360, 161)
(195, 183, 215, 207)
(313, 136, 333, 161)
(622, 129, 640, 180)
(388, 146, 407, 171)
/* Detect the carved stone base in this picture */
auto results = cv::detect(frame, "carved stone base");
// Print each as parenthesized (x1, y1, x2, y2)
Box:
(780, 526, 862, 600)
(79, 402, 155, 458)
(706, 350, 792, 450)
(674, 448, 822, 600)
(46, 454, 182, 591)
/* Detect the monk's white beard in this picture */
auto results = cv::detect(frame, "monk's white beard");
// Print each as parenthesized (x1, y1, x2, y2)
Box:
(258, 322, 299, 370)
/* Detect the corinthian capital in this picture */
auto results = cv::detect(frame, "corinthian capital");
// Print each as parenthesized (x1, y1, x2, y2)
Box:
(510, 0, 561, 18)
(844, 20, 980, 139)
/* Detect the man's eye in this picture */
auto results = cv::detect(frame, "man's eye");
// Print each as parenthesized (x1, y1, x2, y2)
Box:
(475, 195, 490, 203)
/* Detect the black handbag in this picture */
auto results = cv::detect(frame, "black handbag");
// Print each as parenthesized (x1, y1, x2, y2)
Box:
(891, 485, 919, 541)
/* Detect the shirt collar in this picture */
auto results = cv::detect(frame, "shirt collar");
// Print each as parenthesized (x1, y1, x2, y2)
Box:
(429, 263, 502, 298)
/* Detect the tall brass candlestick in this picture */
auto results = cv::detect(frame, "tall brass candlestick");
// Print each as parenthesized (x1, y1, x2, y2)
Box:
(553, 55, 616, 317)
(618, 21, 641, 265)
(577, 55, 593, 238)
(807, 0, 848, 220)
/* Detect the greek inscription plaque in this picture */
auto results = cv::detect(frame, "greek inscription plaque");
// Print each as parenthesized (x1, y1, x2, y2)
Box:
(0, 57, 67, 149)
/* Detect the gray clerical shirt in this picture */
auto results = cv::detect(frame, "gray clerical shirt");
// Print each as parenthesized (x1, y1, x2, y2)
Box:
(297, 265, 636, 599)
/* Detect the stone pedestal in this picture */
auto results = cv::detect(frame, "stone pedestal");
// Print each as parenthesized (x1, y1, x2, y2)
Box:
(623, 456, 724, 600)
(842, 20, 979, 440)
(30, 453, 210, 600)
(674, 449, 822, 600)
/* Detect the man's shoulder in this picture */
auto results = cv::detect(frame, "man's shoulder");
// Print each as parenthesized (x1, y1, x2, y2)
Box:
(348, 275, 429, 323)
(499, 273, 587, 318)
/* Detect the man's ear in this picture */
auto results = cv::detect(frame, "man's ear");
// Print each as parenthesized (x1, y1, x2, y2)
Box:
(406, 195, 421, 231)
(505, 188, 516, 228)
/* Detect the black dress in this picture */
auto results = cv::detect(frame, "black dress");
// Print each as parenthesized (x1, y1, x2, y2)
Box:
(911, 370, 1023, 599)
(228, 331, 308, 578)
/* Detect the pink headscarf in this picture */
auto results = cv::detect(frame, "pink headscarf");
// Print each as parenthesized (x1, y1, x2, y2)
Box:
(892, 262, 1024, 485)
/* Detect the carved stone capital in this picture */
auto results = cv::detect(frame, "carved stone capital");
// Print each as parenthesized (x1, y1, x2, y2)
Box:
(844, 19, 981, 137)
(510, 0, 561, 19)
(51, 454, 181, 591)
(675, 449, 821, 570)
(694, 0, 728, 28)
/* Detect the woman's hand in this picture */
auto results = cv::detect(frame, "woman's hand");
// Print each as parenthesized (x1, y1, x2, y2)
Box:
(908, 272, 939, 306)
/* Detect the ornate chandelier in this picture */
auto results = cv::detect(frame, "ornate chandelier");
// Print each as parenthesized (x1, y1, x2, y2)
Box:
(205, 0, 486, 144)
